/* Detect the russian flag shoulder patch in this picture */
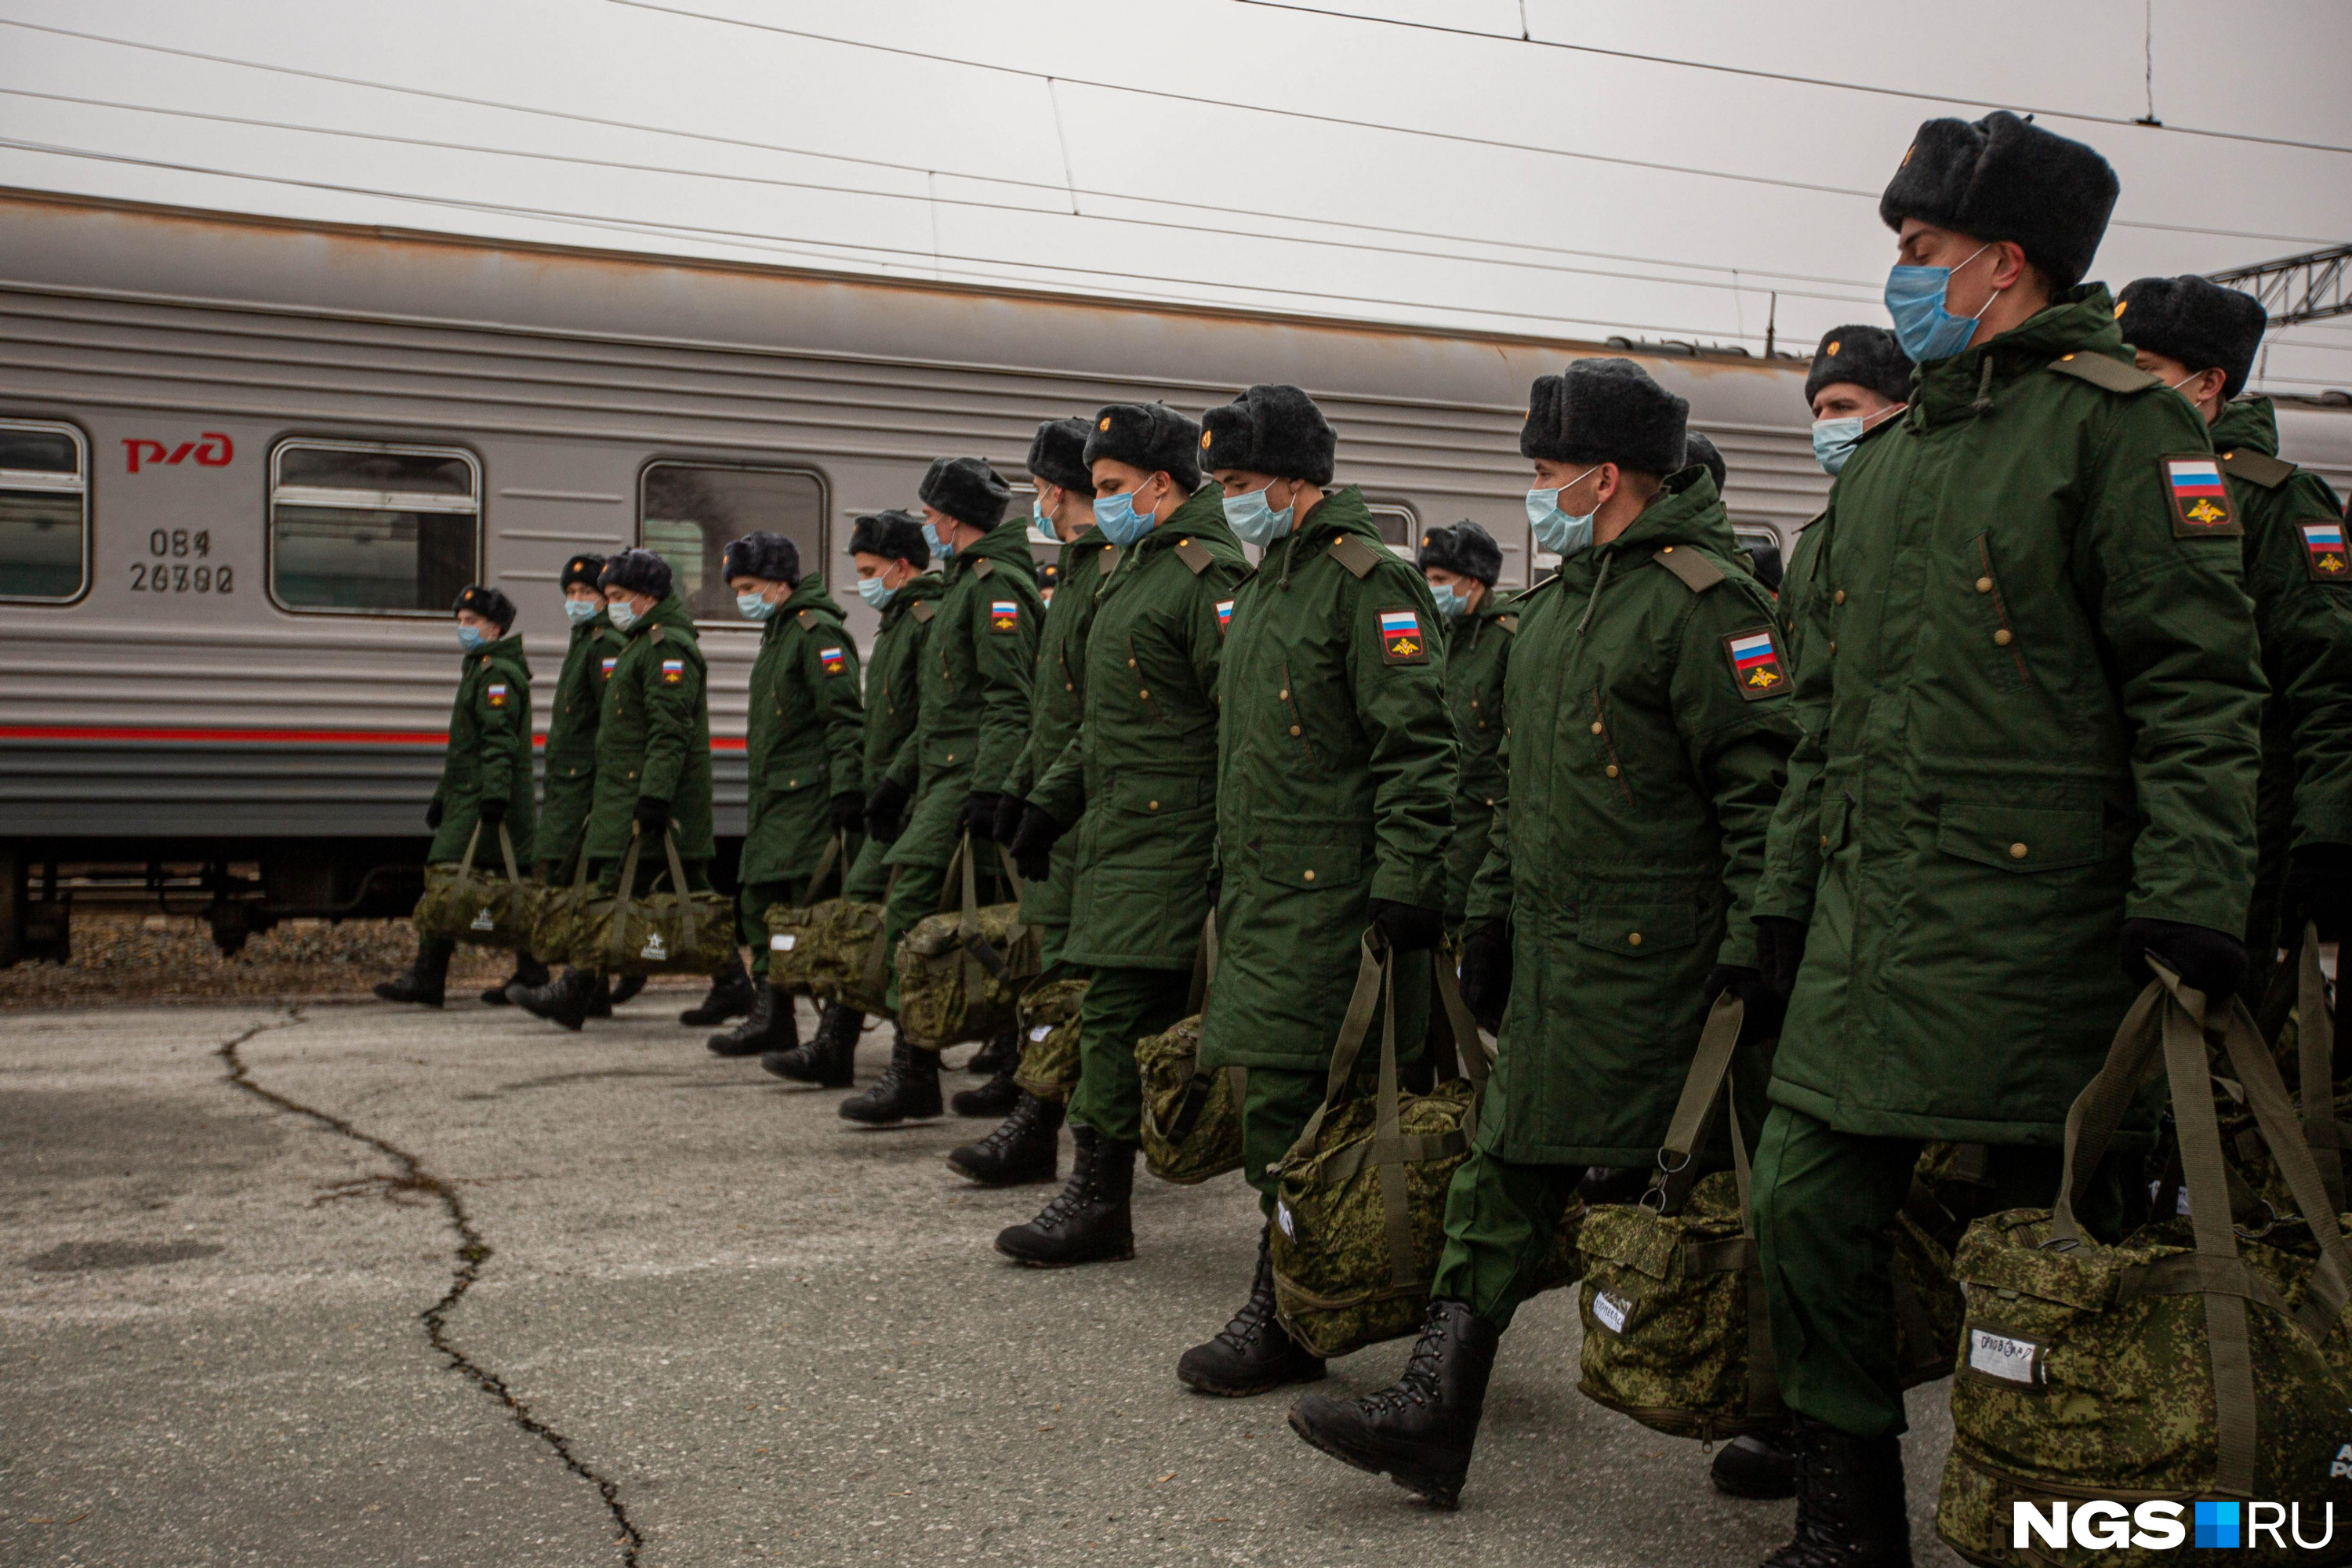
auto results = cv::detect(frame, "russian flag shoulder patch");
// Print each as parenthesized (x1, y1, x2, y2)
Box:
(659, 658, 686, 685)
(2302, 521, 2348, 582)
(1724, 626, 1788, 701)
(1377, 606, 1427, 664)
(485, 681, 510, 708)
(989, 598, 1021, 633)
(1214, 598, 1235, 636)
(819, 644, 849, 674)
(2161, 454, 2239, 538)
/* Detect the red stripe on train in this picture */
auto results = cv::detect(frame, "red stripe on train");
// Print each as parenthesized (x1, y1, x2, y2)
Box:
(0, 724, 749, 751)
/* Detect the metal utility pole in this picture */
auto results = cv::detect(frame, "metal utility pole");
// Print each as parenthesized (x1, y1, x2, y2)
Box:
(2207, 245, 2352, 325)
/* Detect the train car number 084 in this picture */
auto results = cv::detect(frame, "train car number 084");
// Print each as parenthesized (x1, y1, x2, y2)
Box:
(129, 529, 233, 593)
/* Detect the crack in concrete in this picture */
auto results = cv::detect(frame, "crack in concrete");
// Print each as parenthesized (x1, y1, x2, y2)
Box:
(217, 1011, 643, 1566)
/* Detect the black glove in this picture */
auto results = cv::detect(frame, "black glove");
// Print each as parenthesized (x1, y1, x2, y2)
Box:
(425, 798, 445, 829)
(1457, 920, 1512, 1033)
(2120, 917, 2249, 1004)
(830, 792, 864, 835)
(476, 796, 506, 827)
(1704, 962, 1787, 1044)
(1368, 898, 1444, 954)
(956, 792, 1001, 842)
(633, 796, 669, 835)
(1753, 915, 1809, 998)
(1007, 804, 1067, 884)
(864, 776, 910, 841)
(992, 792, 1028, 846)
(2284, 842, 2352, 942)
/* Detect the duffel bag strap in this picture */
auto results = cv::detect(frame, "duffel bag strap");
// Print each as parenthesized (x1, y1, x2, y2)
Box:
(660, 825, 700, 958)
(604, 825, 648, 969)
(1644, 992, 1746, 1217)
(802, 832, 844, 907)
(1184, 913, 1218, 1015)
(1293, 934, 1389, 1154)
(456, 820, 485, 883)
(496, 822, 522, 886)
(2296, 923, 2343, 1213)
(1361, 939, 1421, 1290)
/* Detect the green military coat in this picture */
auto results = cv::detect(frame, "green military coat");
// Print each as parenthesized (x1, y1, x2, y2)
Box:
(1755, 288, 2267, 1143)
(1003, 527, 1120, 930)
(882, 518, 1044, 872)
(586, 593, 716, 864)
(533, 612, 625, 867)
(1439, 590, 1517, 927)
(429, 633, 536, 865)
(1199, 487, 1456, 1072)
(739, 578, 866, 887)
(1465, 473, 1796, 1164)
(2210, 398, 2352, 963)
(1032, 486, 1250, 968)
(866, 572, 943, 795)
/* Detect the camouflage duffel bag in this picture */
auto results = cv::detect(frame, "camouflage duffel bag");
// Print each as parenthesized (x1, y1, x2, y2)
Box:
(758, 836, 869, 1000)
(1014, 975, 1089, 1106)
(1937, 971, 2352, 1568)
(896, 833, 1040, 1050)
(572, 823, 737, 976)
(411, 822, 536, 949)
(1137, 916, 1243, 1184)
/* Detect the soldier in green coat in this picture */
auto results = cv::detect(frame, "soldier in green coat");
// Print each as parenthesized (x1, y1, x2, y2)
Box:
(949, 418, 1112, 1184)
(767, 513, 939, 1087)
(1177, 385, 1457, 1397)
(1738, 115, 2267, 1564)
(989, 405, 1251, 1257)
(834, 460, 1043, 1123)
(503, 554, 634, 1014)
(515, 549, 746, 1031)
(706, 532, 866, 1060)
(1290, 359, 1798, 1509)
(1414, 521, 1514, 932)
(377, 583, 539, 1007)
(2114, 274, 2352, 994)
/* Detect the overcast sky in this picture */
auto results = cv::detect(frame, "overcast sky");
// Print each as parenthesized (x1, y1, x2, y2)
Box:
(2, 0, 2347, 394)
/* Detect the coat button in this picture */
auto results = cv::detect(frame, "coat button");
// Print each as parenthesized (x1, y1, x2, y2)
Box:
(1149, 800, 1160, 811)
(1820, 833, 1829, 851)
(2009, 842, 2028, 859)
(1828, 641, 1837, 655)
(1605, 764, 1620, 778)
(1127, 658, 1137, 667)
(789, 779, 798, 788)
(1064, 682, 1074, 691)
(627, 770, 636, 779)
(1628, 931, 1642, 946)
(1478, 720, 1488, 730)
(1590, 721, 1603, 734)
(1279, 688, 1289, 699)
(1993, 629, 2013, 646)
(1289, 724, 1302, 736)
(1139, 689, 1149, 699)
(1302, 869, 1316, 882)
(1976, 577, 1993, 593)
(1833, 590, 1846, 605)
(946, 752, 956, 762)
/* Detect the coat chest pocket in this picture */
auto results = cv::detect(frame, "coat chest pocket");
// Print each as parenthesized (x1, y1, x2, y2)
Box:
(1572, 898, 1697, 956)
(1933, 803, 2101, 873)
(1112, 774, 1206, 816)
(1257, 841, 1363, 891)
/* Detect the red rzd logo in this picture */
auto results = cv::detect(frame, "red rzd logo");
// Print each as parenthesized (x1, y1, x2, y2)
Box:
(123, 434, 234, 473)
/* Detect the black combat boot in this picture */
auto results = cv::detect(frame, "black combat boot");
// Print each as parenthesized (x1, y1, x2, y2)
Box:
(837, 1029, 942, 1123)
(1175, 1229, 1327, 1397)
(965, 1025, 1019, 1076)
(709, 984, 797, 1057)
(516, 967, 610, 1017)
(764, 1003, 861, 1087)
(1760, 1420, 1914, 1568)
(1712, 1429, 1799, 1499)
(679, 952, 756, 1026)
(483, 953, 550, 1007)
(951, 1091, 1065, 1187)
(608, 974, 646, 1007)
(374, 938, 455, 1007)
(510, 965, 597, 1031)
(1286, 1298, 1500, 1509)
(951, 1058, 1022, 1119)
(996, 1124, 1139, 1261)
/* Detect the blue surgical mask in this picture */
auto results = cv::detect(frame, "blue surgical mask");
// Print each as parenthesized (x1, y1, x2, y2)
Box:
(1428, 582, 1468, 621)
(1031, 497, 1061, 545)
(1812, 417, 1866, 476)
(737, 591, 775, 622)
(606, 600, 639, 632)
(563, 597, 600, 627)
(1526, 466, 1599, 559)
(1222, 486, 1295, 548)
(1093, 488, 1159, 549)
(456, 624, 487, 652)
(922, 520, 953, 561)
(856, 575, 897, 610)
(1883, 242, 1996, 364)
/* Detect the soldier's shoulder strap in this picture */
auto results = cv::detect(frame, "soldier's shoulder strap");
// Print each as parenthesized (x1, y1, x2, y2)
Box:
(1327, 534, 1383, 579)
(1494, 613, 1519, 634)
(2046, 351, 2161, 394)
(972, 557, 995, 579)
(909, 600, 937, 623)
(1796, 506, 1829, 534)
(1650, 543, 1726, 594)
(796, 608, 824, 630)
(649, 622, 666, 643)
(1172, 536, 1216, 575)
(2219, 447, 2297, 490)
(1098, 544, 1120, 575)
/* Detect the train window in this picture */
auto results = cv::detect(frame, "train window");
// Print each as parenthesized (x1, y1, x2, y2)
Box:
(640, 460, 826, 622)
(1363, 500, 1419, 556)
(0, 419, 89, 602)
(268, 440, 481, 615)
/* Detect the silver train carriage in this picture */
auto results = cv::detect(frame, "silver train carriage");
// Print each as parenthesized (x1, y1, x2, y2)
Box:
(2, 190, 2346, 956)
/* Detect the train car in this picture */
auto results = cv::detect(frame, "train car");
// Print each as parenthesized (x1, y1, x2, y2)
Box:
(2, 189, 2347, 957)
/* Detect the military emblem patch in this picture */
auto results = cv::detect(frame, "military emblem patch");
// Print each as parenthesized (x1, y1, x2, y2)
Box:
(659, 659, 684, 685)
(1725, 627, 1788, 700)
(820, 645, 848, 674)
(1377, 608, 1427, 664)
(1215, 599, 1234, 635)
(989, 599, 1020, 632)
(486, 682, 509, 708)
(2305, 521, 2350, 581)
(2161, 456, 2240, 537)
(601, 656, 618, 679)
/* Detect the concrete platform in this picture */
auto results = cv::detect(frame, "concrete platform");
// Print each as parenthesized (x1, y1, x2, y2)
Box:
(0, 998, 1961, 1566)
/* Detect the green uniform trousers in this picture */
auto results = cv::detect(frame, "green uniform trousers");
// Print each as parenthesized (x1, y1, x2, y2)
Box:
(1428, 1151, 1585, 1330)
(843, 834, 892, 904)
(1237, 964, 1432, 1217)
(1065, 964, 1192, 1144)
(1751, 1104, 2129, 1440)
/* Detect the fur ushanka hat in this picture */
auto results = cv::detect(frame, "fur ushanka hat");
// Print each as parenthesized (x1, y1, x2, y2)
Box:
(452, 583, 517, 632)
(720, 531, 801, 587)
(1805, 325, 1915, 408)
(1025, 416, 1097, 495)
(2116, 275, 2267, 399)
(599, 548, 673, 600)
(918, 457, 1013, 530)
(1878, 111, 2118, 289)
(1083, 403, 1203, 492)
(1198, 385, 1337, 487)
(1417, 521, 1503, 587)
(848, 510, 930, 568)
(1520, 358, 1689, 476)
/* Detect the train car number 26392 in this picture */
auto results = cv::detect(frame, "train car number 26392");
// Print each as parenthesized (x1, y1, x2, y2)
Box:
(128, 529, 233, 593)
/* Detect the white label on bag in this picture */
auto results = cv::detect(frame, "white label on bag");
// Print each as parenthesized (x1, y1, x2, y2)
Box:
(1275, 1200, 1296, 1240)
(1592, 1291, 1629, 1334)
(470, 907, 495, 931)
(771, 934, 796, 951)
(1029, 1025, 1051, 1043)
(1967, 1328, 2040, 1385)
(641, 932, 668, 962)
